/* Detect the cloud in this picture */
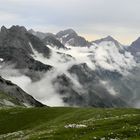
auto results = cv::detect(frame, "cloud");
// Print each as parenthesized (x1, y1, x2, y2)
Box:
(0, 41, 138, 107)
(0, 64, 65, 107)
(26, 70, 65, 106)
(100, 80, 118, 96)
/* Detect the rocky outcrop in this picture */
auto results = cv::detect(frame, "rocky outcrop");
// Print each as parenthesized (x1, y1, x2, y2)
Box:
(0, 76, 44, 107)
(43, 34, 66, 49)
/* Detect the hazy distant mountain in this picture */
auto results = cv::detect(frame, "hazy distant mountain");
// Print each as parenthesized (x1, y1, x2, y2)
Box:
(92, 36, 122, 48)
(129, 37, 140, 56)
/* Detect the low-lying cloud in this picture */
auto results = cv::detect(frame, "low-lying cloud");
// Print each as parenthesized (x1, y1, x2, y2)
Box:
(0, 64, 65, 106)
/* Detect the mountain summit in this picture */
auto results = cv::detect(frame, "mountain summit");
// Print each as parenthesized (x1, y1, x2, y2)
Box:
(0, 25, 52, 80)
(56, 29, 91, 47)
(93, 36, 122, 48)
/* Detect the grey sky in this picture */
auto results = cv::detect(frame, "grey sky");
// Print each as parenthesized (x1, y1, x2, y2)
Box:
(0, 0, 140, 44)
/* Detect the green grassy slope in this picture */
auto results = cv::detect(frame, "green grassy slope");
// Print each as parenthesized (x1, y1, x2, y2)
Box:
(0, 107, 139, 140)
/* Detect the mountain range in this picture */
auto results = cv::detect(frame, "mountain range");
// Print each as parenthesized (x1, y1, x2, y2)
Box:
(0, 25, 140, 108)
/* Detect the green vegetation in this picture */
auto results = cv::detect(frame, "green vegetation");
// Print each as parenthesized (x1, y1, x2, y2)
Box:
(0, 107, 139, 140)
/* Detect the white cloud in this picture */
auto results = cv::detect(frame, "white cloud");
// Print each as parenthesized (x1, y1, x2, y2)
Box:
(0, 40, 137, 107)
(0, 64, 65, 107)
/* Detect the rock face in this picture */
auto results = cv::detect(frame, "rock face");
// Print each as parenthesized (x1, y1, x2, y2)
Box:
(0, 76, 44, 107)
(68, 63, 128, 107)
(29, 28, 91, 47)
(0, 26, 52, 80)
(43, 34, 66, 49)
(56, 29, 91, 47)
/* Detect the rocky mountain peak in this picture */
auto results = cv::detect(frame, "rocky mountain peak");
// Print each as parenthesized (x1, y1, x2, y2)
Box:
(28, 29, 35, 33)
(104, 35, 115, 41)
(93, 36, 121, 48)
(56, 29, 90, 47)
(9, 25, 27, 35)
(0, 26, 8, 34)
(28, 29, 37, 36)
(0, 25, 52, 81)
(56, 28, 77, 39)
(94, 35, 116, 43)
(62, 28, 77, 35)
(0, 25, 28, 42)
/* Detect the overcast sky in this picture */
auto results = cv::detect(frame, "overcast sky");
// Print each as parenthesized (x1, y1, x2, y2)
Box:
(0, 0, 140, 44)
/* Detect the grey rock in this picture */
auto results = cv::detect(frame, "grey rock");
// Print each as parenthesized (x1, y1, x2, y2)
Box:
(56, 29, 91, 47)
(0, 76, 45, 107)
(0, 25, 52, 80)
(43, 34, 66, 49)
(68, 63, 128, 107)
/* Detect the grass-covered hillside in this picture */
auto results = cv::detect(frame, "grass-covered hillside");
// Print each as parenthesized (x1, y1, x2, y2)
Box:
(0, 107, 139, 140)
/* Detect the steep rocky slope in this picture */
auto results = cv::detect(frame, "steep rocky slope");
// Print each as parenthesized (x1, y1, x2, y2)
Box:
(0, 76, 44, 107)
(0, 26, 52, 80)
